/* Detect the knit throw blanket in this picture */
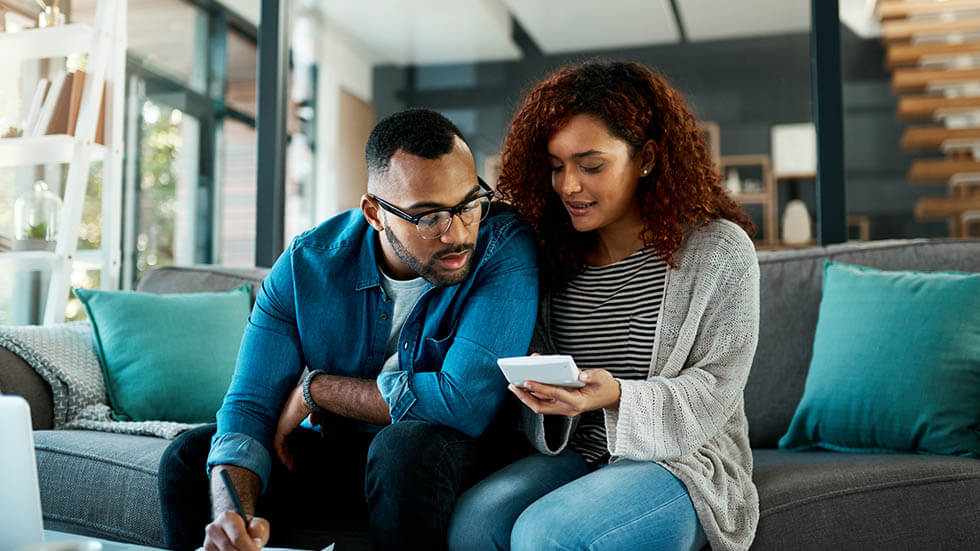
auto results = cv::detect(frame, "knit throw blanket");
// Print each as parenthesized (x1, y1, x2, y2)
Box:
(0, 321, 200, 439)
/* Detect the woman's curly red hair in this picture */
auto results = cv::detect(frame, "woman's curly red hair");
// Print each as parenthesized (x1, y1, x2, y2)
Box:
(496, 61, 755, 289)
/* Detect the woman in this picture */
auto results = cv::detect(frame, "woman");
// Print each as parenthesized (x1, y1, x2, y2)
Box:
(448, 61, 760, 551)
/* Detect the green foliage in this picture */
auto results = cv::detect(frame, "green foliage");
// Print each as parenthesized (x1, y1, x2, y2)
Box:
(24, 221, 49, 239)
(136, 102, 178, 276)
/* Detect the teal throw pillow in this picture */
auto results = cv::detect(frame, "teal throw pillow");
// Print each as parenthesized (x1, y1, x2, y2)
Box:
(779, 261, 980, 456)
(73, 285, 251, 423)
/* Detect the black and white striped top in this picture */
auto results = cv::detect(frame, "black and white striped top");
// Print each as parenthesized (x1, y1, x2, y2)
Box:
(551, 248, 667, 463)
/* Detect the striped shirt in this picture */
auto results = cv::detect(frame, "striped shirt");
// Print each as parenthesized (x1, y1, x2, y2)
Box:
(550, 248, 667, 463)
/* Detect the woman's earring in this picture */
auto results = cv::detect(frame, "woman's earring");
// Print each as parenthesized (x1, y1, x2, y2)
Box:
(642, 169, 649, 176)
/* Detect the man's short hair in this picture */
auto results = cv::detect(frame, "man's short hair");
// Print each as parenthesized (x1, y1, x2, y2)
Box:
(365, 108, 467, 181)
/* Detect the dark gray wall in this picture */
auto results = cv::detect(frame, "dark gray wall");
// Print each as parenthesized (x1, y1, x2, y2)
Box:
(374, 28, 947, 240)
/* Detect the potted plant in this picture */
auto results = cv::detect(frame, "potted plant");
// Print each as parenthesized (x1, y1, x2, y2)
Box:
(12, 181, 61, 252)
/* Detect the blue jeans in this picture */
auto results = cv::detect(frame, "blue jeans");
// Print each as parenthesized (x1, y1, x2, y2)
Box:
(448, 450, 707, 551)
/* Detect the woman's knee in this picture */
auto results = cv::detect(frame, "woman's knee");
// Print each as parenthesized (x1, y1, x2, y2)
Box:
(450, 451, 588, 551)
(509, 461, 705, 551)
(448, 486, 512, 551)
(509, 496, 571, 551)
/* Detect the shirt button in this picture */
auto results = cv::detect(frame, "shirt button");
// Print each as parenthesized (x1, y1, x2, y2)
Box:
(402, 342, 409, 350)
(380, 314, 388, 320)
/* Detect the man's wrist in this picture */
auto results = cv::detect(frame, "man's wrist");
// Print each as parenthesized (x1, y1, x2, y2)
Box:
(210, 465, 259, 519)
(303, 369, 329, 415)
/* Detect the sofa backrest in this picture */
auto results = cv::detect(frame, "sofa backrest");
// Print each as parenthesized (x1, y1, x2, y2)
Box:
(136, 265, 270, 301)
(63, 245, 980, 446)
(745, 238, 980, 449)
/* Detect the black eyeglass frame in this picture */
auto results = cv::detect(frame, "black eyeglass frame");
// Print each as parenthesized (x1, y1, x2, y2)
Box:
(369, 177, 495, 239)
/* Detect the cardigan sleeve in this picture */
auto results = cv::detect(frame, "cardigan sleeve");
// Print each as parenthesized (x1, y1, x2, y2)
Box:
(519, 306, 581, 455)
(520, 406, 579, 456)
(603, 244, 760, 461)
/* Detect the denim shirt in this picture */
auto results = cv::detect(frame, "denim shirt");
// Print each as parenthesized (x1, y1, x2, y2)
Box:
(206, 205, 539, 490)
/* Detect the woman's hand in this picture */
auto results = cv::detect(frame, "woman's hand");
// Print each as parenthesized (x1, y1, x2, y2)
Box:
(509, 369, 621, 417)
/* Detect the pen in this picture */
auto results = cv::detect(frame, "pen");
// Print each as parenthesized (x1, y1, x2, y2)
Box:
(219, 469, 249, 525)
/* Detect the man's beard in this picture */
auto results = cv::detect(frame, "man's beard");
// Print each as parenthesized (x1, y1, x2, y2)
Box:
(384, 220, 475, 287)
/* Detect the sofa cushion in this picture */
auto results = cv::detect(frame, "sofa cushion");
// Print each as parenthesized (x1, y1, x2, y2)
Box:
(747, 239, 980, 448)
(778, 262, 980, 456)
(74, 286, 252, 423)
(752, 449, 980, 550)
(34, 430, 172, 547)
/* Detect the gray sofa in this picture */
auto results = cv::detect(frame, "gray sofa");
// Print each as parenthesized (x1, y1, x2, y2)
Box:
(2, 239, 980, 550)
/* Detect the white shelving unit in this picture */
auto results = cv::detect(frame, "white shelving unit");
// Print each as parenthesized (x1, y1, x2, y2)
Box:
(0, 0, 126, 325)
(0, 250, 105, 272)
(0, 135, 106, 167)
(0, 23, 95, 60)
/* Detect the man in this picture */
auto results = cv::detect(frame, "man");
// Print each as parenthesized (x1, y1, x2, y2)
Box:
(158, 109, 538, 550)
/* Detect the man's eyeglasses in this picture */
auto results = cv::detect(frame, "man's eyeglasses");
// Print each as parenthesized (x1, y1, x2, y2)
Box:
(370, 177, 494, 240)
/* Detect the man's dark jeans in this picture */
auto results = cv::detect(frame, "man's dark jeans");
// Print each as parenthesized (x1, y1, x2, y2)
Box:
(158, 415, 526, 551)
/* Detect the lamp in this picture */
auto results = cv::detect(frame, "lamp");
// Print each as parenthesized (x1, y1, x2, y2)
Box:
(771, 122, 816, 178)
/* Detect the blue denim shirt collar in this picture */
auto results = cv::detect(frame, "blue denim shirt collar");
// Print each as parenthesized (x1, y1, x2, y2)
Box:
(354, 232, 383, 292)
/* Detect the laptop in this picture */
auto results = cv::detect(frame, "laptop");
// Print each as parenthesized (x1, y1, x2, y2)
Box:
(0, 394, 45, 550)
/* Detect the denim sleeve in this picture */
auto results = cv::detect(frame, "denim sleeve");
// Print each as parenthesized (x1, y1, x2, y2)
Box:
(207, 244, 305, 491)
(376, 225, 539, 438)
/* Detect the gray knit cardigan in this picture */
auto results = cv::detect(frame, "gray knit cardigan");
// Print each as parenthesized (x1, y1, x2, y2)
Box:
(523, 218, 760, 551)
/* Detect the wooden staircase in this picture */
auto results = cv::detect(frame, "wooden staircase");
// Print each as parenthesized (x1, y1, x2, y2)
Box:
(907, 157, 980, 183)
(879, 0, 980, 236)
(902, 126, 980, 150)
(887, 41, 980, 68)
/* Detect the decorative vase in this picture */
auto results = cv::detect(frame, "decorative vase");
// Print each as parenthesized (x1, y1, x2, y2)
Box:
(725, 168, 742, 195)
(781, 199, 813, 245)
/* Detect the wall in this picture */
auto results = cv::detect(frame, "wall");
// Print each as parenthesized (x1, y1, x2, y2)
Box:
(313, 15, 379, 222)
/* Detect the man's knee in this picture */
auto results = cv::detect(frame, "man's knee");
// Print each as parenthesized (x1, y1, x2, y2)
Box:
(365, 421, 474, 492)
(369, 421, 466, 463)
(159, 425, 216, 485)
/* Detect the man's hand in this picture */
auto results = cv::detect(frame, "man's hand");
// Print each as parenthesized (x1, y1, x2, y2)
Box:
(273, 373, 392, 470)
(273, 384, 314, 470)
(201, 510, 270, 551)
(205, 466, 267, 551)
(509, 368, 622, 417)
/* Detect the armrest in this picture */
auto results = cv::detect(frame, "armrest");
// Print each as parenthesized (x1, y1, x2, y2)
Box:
(0, 346, 54, 429)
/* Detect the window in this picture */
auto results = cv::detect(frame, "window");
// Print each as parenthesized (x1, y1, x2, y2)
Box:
(216, 118, 256, 266)
(135, 100, 199, 276)
(226, 30, 257, 118)
(73, 0, 209, 93)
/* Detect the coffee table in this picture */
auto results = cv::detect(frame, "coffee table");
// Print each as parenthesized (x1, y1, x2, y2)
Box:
(43, 530, 162, 551)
